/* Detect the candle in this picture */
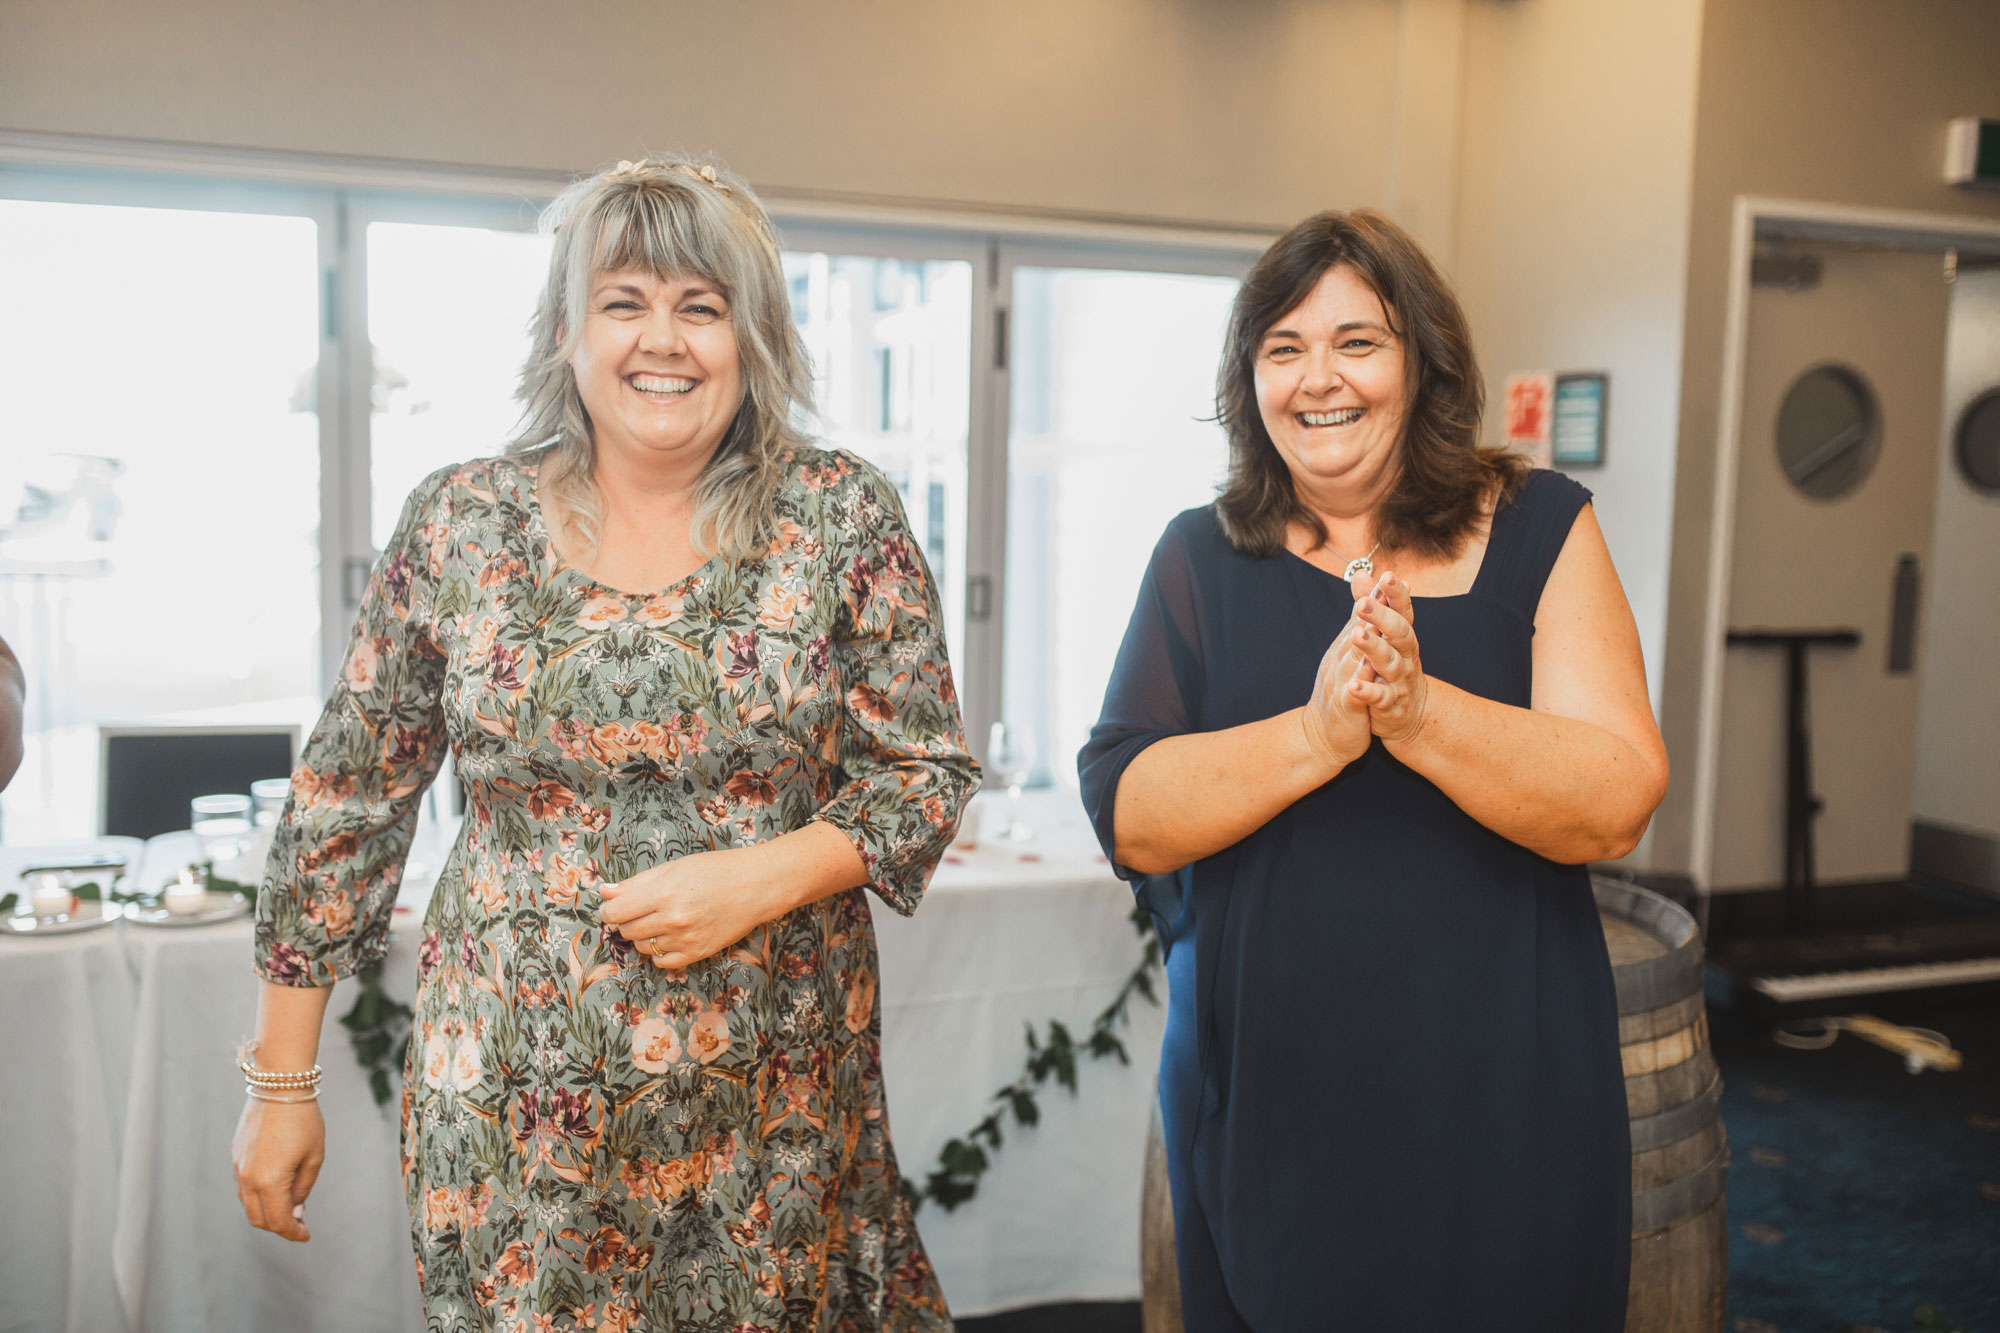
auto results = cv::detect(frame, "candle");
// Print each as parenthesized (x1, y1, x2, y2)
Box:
(163, 867, 208, 917)
(30, 873, 72, 919)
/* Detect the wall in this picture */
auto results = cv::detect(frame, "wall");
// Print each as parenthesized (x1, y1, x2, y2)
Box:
(1452, 0, 1707, 844)
(1913, 264, 2000, 839)
(1652, 0, 2000, 879)
(0, 0, 1436, 238)
(12, 0, 1988, 877)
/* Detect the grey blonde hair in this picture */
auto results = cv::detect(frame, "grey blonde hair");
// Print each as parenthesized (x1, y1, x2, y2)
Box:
(507, 155, 813, 562)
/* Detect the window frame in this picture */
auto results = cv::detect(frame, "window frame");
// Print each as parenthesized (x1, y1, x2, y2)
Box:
(0, 147, 1264, 785)
(988, 240, 1257, 781)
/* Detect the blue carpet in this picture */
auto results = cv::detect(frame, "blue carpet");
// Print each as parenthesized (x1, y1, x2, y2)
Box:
(1711, 982, 2000, 1333)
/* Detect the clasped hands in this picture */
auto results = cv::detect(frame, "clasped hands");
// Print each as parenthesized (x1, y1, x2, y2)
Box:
(1302, 571, 1430, 769)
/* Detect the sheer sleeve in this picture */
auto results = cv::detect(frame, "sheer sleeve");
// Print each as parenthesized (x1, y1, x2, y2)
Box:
(812, 453, 980, 916)
(1077, 514, 1208, 886)
(253, 468, 454, 986)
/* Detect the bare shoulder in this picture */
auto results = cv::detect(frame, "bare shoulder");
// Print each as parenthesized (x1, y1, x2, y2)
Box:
(1531, 503, 1666, 763)
(1536, 501, 1622, 635)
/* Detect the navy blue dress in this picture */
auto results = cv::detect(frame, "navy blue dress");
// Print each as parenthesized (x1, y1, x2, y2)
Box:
(1079, 471, 1629, 1330)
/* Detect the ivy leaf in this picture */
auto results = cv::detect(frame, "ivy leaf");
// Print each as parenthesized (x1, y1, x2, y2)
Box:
(1088, 1028, 1129, 1065)
(1009, 1089, 1040, 1127)
(930, 1173, 978, 1211)
(940, 1138, 989, 1177)
(339, 961, 413, 1110)
(1047, 1022, 1079, 1093)
(0, 892, 17, 914)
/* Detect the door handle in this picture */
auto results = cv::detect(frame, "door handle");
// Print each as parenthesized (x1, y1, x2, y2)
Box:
(1887, 553, 1920, 674)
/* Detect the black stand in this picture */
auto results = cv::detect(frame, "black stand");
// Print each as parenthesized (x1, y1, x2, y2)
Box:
(1724, 628, 1860, 932)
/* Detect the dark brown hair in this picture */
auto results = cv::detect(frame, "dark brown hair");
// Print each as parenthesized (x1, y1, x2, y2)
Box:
(1214, 209, 1524, 560)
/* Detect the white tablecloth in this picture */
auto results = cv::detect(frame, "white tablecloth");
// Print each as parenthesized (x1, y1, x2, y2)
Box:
(875, 795, 1165, 1316)
(2, 791, 1161, 1329)
(0, 842, 142, 1333)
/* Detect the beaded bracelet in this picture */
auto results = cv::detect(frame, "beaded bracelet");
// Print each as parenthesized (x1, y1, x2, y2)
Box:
(237, 1039, 323, 1090)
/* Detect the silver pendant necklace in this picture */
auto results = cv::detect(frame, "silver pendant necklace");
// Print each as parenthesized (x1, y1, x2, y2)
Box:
(1332, 541, 1382, 581)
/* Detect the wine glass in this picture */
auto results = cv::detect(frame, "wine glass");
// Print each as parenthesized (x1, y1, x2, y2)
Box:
(986, 720, 1036, 842)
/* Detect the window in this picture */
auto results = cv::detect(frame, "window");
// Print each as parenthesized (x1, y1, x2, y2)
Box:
(0, 154, 1252, 843)
(365, 220, 553, 547)
(783, 247, 975, 672)
(0, 189, 324, 841)
(1001, 262, 1242, 788)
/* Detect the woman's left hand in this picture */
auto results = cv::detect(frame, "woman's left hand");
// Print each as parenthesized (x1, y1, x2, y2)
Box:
(1348, 572, 1430, 746)
(598, 848, 771, 971)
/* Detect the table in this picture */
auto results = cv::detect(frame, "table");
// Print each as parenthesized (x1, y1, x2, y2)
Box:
(0, 839, 142, 1333)
(875, 795, 1166, 1315)
(1, 791, 1161, 1329)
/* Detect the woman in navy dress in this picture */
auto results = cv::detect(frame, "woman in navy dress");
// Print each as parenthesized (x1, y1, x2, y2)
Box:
(1079, 211, 1668, 1330)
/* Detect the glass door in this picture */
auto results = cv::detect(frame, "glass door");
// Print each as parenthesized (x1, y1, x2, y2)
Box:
(997, 246, 1248, 788)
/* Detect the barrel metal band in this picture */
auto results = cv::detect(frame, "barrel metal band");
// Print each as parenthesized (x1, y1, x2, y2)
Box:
(1593, 879, 1706, 1015)
(1628, 1075, 1725, 1154)
(1630, 1144, 1730, 1236)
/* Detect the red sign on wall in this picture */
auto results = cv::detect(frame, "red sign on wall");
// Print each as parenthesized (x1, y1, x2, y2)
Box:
(1504, 372, 1554, 467)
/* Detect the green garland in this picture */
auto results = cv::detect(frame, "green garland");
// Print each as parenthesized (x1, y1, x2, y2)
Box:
(907, 900, 1162, 1214)
(339, 961, 414, 1108)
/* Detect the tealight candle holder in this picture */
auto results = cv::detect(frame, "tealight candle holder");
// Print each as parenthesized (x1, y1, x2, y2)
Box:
(30, 872, 73, 920)
(163, 867, 208, 917)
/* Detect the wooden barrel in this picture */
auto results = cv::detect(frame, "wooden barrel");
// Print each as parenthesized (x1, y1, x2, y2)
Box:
(1141, 1100, 1182, 1333)
(1138, 881, 1727, 1332)
(1593, 877, 1729, 1333)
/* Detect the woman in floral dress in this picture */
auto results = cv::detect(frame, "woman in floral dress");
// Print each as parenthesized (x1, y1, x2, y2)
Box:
(232, 156, 978, 1333)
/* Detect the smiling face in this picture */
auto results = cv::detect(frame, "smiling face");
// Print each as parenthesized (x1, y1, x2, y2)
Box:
(570, 268, 744, 471)
(1253, 263, 1408, 506)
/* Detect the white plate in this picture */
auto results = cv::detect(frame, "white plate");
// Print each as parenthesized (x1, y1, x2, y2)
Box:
(124, 892, 252, 928)
(1, 899, 122, 936)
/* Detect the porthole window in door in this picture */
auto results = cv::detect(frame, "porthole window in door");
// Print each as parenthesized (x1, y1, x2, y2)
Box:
(1953, 385, 2000, 495)
(1775, 363, 1881, 499)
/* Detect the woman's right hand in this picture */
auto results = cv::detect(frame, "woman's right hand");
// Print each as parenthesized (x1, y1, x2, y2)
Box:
(232, 1096, 325, 1242)
(1300, 615, 1373, 772)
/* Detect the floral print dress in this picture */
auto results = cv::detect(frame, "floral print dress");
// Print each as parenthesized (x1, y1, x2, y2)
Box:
(254, 447, 977, 1333)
